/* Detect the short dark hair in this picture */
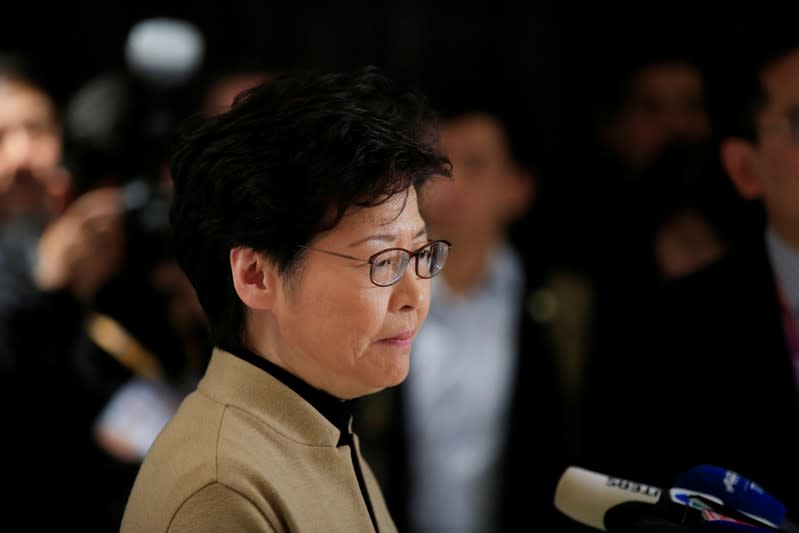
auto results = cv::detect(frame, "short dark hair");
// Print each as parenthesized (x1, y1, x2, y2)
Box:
(433, 96, 539, 175)
(0, 53, 49, 92)
(706, 26, 799, 143)
(593, 42, 707, 128)
(169, 65, 451, 349)
(0, 52, 60, 124)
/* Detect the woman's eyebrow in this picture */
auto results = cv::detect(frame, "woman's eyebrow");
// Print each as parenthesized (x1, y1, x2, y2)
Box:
(347, 226, 428, 248)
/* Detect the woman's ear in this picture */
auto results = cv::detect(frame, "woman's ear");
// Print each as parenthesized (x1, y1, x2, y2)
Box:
(720, 138, 764, 200)
(230, 247, 277, 310)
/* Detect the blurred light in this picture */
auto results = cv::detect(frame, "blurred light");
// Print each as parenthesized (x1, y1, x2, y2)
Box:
(528, 288, 559, 323)
(125, 17, 205, 88)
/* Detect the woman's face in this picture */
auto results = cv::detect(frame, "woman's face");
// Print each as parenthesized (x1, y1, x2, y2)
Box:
(268, 187, 431, 399)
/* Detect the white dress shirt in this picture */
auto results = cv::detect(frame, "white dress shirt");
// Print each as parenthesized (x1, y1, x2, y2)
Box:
(404, 242, 523, 533)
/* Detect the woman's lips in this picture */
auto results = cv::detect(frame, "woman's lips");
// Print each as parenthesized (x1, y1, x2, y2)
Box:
(379, 331, 414, 347)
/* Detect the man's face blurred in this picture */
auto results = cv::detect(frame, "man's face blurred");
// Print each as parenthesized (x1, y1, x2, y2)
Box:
(421, 112, 529, 244)
(0, 79, 62, 189)
(609, 62, 710, 171)
(750, 49, 799, 241)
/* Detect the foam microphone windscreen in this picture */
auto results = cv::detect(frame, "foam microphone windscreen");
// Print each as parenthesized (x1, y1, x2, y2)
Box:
(125, 17, 205, 88)
(554, 466, 663, 531)
(674, 465, 785, 528)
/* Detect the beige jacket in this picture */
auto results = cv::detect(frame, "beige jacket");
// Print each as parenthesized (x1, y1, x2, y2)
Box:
(120, 348, 396, 532)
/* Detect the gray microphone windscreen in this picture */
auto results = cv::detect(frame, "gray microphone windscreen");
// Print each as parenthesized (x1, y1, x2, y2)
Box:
(125, 17, 205, 88)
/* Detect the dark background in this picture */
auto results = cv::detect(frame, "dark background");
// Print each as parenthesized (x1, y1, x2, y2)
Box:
(3, 1, 790, 163)
(3, 0, 796, 261)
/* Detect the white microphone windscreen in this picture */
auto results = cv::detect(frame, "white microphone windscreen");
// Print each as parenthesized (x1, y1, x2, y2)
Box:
(554, 466, 662, 531)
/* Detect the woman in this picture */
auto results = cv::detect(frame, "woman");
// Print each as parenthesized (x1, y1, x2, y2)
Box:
(120, 65, 451, 532)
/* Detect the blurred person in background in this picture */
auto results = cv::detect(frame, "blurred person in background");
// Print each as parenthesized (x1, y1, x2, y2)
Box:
(0, 54, 70, 227)
(542, 48, 729, 456)
(61, 65, 211, 407)
(599, 52, 711, 174)
(0, 19, 210, 528)
(637, 140, 730, 280)
(578, 28, 799, 524)
(355, 100, 572, 532)
(582, 137, 731, 370)
(0, 56, 140, 529)
(586, 47, 721, 281)
(121, 65, 451, 532)
(554, 44, 720, 283)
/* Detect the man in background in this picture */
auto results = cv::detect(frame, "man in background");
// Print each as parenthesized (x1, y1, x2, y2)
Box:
(356, 102, 572, 532)
(579, 31, 799, 524)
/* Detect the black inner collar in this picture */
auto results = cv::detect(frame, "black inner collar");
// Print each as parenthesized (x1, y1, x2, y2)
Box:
(224, 345, 352, 438)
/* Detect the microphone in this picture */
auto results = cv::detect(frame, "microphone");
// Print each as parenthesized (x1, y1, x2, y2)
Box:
(553, 466, 781, 532)
(692, 523, 776, 531)
(674, 465, 799, 533)
(673, 465, 785, 528)
(125, 17, 205, 89)
(554, 465, 660, 530)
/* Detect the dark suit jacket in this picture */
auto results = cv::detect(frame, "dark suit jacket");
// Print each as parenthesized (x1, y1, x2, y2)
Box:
(354, 264, 577, 531)
(580, 234, 799, 522)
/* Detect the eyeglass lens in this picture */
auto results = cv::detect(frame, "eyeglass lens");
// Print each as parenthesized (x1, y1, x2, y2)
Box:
(370, 241, 450, 286)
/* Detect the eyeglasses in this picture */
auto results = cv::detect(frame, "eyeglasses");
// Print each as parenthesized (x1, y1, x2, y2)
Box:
(298, 239, 452, 287)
